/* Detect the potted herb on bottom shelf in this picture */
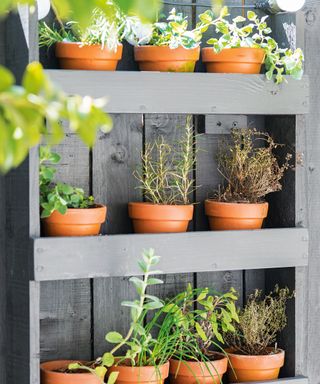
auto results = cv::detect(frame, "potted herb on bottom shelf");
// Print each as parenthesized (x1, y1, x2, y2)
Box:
(224, 286, 294, 383)
(164, 285, 239, 383)
(129, 116, 196, 233)
(40, 147, 106, 237)
(205, 128, 292, 231)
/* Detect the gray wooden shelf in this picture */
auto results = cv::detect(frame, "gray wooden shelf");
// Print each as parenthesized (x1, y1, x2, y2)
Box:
(33, 228, 309, 281)
(231, 377, 307, 384)
(45, 70, 309, 115)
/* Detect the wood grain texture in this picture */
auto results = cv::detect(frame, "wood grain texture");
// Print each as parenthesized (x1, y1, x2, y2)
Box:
(45, 71, 309, 115)
(33, 228, 308, 281)
(40, 126, 92, 363)
(92, 114, 143, 357)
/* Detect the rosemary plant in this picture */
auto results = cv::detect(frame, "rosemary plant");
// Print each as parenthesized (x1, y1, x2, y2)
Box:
(134, 116, 197, 205)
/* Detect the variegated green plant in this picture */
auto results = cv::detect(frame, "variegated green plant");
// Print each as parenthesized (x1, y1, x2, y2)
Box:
(198, 6, 304, 84)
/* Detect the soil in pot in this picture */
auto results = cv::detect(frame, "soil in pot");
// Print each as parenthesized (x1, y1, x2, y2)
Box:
(107, 362, 169, 384)
(41, 360, 101, 384)
(205, 200, 268, 231)
(169, 353, 228, 384)
(42, 204, 107, 237)
(227, 348, 285, 383)
(55, 42, 123, 70)
(128, 202, 194, 233)
(134, 46, 200, 72)
(202, 47, 265, 74)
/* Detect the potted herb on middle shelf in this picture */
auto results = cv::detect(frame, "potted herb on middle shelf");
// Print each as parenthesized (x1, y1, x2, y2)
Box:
(39, 3, 125, 70)
(224, 286, 294, 383)
(198, 7, 304, 83)
(164, 285, 239, 383)
(205, 128, 292, 231)
(129, 116, 196, 233)
(126, 8, 203, 72)
(40, 146, 107, 236)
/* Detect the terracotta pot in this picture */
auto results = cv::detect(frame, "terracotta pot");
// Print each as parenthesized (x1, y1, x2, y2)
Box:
(40, 360, 101, 384)
(202, 47, 265, 74)
(42, 204, 107, 237)
(227, 348, 285, 383)
(128, 202, 194, 233)
(108, 362, 169, 384)
(134, 46, 200, 72)
(55, 42, 123, 70)
(205, 200, 268, 231)
(169, 354, 228, 384)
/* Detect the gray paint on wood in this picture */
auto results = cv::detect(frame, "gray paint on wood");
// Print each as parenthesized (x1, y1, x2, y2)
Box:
(205, 115, 248, 134)
(40, 125, 92, 362)
(92, 115, 143, 357)
(33, 228, 308, 281)
(45, 71, 309, 115)
(230, 377, 308, 384)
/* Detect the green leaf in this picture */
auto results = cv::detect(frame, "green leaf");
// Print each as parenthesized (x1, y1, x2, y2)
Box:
(68, 362, 81, 370)
(146, 278, 163, 285)
(143, 301, 163, 310)
(0, 66, 15, 92)
(22, 62, 46, 94)
(102, 352, 114, 367)
(107, 372, 119, 384)
(233, 16, 246, 23)
(105, 331, 123, 343)
(195, 322, 207, 341)
(95, 366, 107, 379)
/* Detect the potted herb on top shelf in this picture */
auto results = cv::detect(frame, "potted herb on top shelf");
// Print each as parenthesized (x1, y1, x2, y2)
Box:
(205, 128, 292, 231)
(39, 4, 125, 70)
(126, 8, 202, 72)
(224, 286, 294, 383)
(129, 116, 196, 233)
(40, 146, 107, 236)
(199, 7, 304, 83)
(165, 285, 239, 384)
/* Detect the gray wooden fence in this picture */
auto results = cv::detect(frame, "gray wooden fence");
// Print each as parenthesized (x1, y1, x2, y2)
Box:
(1, 0, 319, 383)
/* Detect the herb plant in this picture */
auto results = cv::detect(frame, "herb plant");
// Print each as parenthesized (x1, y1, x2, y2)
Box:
(163, 285, 239, 361)
(224, 286, 294, 355)
(134, 116, 196, 205)
(126, 8, 202, 49)
(198, 7, 304, 83)
(214, 128, 292, 204)
(39, 6, 127, 51)
(40, 146, 95, 218)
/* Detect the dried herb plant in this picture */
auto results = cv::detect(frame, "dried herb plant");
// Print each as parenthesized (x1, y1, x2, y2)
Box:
(215, 128, 292, 203)
(134, 116, 196, 205)
(224, 286, 294, 356)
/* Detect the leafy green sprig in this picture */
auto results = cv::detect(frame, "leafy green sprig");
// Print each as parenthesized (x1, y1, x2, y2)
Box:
(126, 8, 202, 49)
(40, 146, 95, 218)
(198, 7, 304, 83)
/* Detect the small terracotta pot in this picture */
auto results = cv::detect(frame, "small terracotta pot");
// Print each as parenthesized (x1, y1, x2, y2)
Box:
(169, 354, 228, 384)
(42, 204, 107, 237)
(40, 360, 101, 384)
(128, 202, 194, 233)
(205, 200, 268, 231)
(202, 47, 265, 74)
(227, 348, 285, 383)
(108, 362, 169, 384)
(134, 46, 200, 72)
(55, 42, 123, 70)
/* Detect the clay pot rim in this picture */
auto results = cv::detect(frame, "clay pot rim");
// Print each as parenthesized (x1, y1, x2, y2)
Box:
(113, 360, 170, 370)
(169, 353, 228, 376)
(205, 199, 268, 206)
(56, 41, 123, 48)
(40, 360, 92, 376)
(202, 46, 265, 52)
(135, 45, 200, 51)
(129, 202, 194, 208)
(226, 347, 285, 358)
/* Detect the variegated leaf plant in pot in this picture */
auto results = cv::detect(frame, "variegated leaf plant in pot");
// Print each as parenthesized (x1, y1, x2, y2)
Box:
(129, 116, 196, 233)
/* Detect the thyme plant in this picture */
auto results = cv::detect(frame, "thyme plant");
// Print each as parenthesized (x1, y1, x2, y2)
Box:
(198, 7, 304, 83)
(224, 286, 294, 355)
(134, 116, 196, 205)
(40, 146, 95, 218)
(215, 128, 292, 204)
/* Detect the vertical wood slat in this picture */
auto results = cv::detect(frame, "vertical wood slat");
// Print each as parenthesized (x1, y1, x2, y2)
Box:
(92, 114, 143, 356)
(40, 126, 92, 363)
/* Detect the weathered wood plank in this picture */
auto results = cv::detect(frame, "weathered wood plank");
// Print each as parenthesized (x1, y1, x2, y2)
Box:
(230, 377, 308, 384)
(33, 228, 308, 281)
(40, 125, 92, 362)
(92, 114, 143, 357)
(45, 71, 309, 115)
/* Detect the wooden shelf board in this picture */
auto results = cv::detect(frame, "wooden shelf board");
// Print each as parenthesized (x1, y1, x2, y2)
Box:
(230, 377, 308, 384)
(33, 228, 309, 281)
(45, 70, 309, 115)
